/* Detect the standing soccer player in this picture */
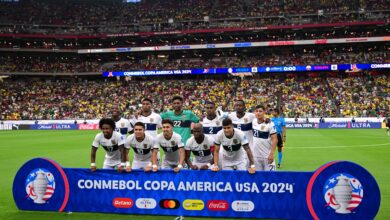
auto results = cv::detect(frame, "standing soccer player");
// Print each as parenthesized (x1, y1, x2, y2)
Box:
(123, 122, 155, 172)
(90, 118, 125, 171)
(111, 104, 132, 139)
(133, 98, 162, 136)
(252, 105, 277, 171)
(185, 123, 215, 170)
(271, 108, 286, 168)
(201, 101, 223, 168)
(228, 100, 256, 146)
(160, 96, 199, 146)
(152, 119, 185, 173)
(212, 118, 256, 173)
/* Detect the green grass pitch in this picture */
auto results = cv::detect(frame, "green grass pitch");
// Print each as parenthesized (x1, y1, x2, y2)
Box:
(0, 129, 389, 220)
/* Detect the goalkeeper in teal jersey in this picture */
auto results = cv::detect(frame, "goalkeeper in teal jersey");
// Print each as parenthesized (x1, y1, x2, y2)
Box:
(160, 96, 199, 145)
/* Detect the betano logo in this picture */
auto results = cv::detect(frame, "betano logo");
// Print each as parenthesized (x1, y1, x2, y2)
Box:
(207, 200, 229, 211)
(231, 200, 255, 212)
(182, 199, 204, 211)
(112, 198, 133, 208)
(159, 199, 180, 209)
(136, 198, 157, 209)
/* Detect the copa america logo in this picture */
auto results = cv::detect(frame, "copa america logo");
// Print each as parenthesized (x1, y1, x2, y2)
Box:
(25, 168, 56, 204)
(323, 173, 363, 214)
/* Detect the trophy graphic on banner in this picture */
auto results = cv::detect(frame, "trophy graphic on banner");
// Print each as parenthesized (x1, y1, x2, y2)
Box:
(333, 175, 353, 214)
(32, 170, 48, 204)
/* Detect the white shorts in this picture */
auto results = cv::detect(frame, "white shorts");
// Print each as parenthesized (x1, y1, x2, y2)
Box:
(254, 157, 276, 171)
(161, 159, 178, 169)
(103, 160, 120, 169)
(222, 160, 247, 170)
(132, 160, 151, 169)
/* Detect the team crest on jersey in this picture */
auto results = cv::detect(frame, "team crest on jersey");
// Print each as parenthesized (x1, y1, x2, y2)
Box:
(233, 139, 238, 144)
(216, 121, 220, 126)
(182, 115, 186, 120)
(203, 144, 208, 149)
(261, 125, 266, 130)
(111, 140, 116, 145)
(244, 118, 248, 123)
(121, 122, 125, 127)
(144, 144, 148, 149)
(150, 118, 154, 123)
(171, 140, 176, 146)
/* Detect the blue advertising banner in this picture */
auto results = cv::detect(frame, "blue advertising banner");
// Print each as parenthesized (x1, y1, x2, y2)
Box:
(102, 63, 390, 77)
(13, 158, 380, 219)
(286, 123, 319, 129)
(29, 124, 79, 130)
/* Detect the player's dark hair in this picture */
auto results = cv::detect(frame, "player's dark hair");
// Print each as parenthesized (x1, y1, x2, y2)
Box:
(162, 119, 174, 127)
(222, 118, 233, 127)
(133, 122, 145, 129)
(205, 101, 215, 106)
(254, 105, 266, 111)
(142, 98, 153, 104)
(99, 118, 116, 130)
(172, 96, 183, 103)
(273, 108, 280, 114)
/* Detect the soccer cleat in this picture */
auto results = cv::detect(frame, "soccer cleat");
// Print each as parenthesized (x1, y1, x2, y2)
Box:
(277, 164, 281, 169)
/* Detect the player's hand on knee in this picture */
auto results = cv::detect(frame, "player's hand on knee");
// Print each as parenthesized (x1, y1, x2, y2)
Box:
(268, 154, 274, 164)
(144, 165, 152, 172)
(212, 166, 219, 172)
(173, 167, 180, 173)
(117, 165, 123, 173)
(90, 166, 97, 172)
(152, 165, 158, 172)
(125, 166, 132, 173)
(248, 167, 256, 174)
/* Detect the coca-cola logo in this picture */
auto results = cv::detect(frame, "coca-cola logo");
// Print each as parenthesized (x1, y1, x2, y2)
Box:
(78, 124, 99, 130)
(112, 198, 133, 208)
(207, 200, 229, 211)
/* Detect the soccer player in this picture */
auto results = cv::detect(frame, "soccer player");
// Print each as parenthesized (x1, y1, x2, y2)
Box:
(385, 117, 390, 136)
(228, 100, 256, 146)
(132, 98, 162, 136)
(252, 105, 277, 171)
(152, 119, 185, 173)
(185, 123, 215, 170)
(111, 104, 132, 139)
(90, 118, 125, 171)
(212, 118, 256, 174)
(160, 96, 199, 146)
(201, 101, 223, 168)
(123, 122, 155, 172)
(271, 108, 286, 168)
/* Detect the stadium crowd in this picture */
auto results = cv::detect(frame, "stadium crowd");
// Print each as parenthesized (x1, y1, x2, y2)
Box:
(0, 46, 388, 73)
(0, 0, 388, 34)
(1, 72, 388, 121)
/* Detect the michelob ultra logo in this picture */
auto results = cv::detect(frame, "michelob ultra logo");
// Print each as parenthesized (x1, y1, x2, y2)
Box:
(135, 198, 157, 209)
(159, 199, 180, 209)
(182, 199, 204, 211)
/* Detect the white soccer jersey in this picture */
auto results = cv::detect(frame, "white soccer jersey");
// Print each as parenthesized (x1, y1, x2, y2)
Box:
(132, 112, 162, 136)
(185, 134, 214, 164)
(252, 120, 277, 158)
(228, 112, 255, 145)
(114, 117, 132, 138)
(125, 134, 155, 162)
(154, 132, 184, 166)
(201, 116, 223, 140)
(214, 128, 248, 166)
(92, 131, 124, 166)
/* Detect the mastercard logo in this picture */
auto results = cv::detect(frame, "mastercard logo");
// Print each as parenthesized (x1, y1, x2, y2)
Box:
(159, 199, 180, 209)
